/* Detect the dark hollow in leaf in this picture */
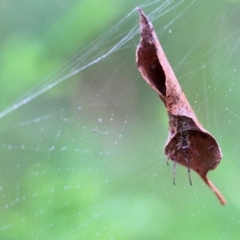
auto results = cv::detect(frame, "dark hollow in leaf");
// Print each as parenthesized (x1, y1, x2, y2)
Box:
(136, 7, 226, 205)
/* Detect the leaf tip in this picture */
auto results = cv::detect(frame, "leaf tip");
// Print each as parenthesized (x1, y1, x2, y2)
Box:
(135, 6, 141, 13)
(201, 175, 226, 205)
(136, 7, 149, 26)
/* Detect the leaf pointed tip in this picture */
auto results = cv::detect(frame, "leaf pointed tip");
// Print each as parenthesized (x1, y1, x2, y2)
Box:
(135, 7, 141, 13)
(135, 7, 148, 22)
(135, 7, 145, 16)
(201, 175, 226, 205)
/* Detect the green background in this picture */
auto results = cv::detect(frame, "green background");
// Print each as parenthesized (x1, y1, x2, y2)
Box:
(1, 0, 240, 239)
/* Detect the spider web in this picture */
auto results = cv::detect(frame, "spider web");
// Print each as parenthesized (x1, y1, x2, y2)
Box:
(1, 0, 240, 239)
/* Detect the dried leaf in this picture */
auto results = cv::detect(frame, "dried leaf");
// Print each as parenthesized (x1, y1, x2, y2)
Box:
(136, 8, 226, 205)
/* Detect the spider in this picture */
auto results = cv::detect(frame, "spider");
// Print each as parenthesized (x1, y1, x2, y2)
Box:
(166, 121, 193, 185)
(175, 129, 192, 185)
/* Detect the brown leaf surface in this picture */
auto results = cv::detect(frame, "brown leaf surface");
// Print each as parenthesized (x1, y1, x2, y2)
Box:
(136, 8, 226, 205)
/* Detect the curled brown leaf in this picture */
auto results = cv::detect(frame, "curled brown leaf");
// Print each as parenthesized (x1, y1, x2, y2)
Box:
(136, 8, 226, 205)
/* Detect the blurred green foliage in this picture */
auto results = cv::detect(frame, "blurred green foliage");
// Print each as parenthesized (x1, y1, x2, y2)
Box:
(0, 0, 135, 109)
